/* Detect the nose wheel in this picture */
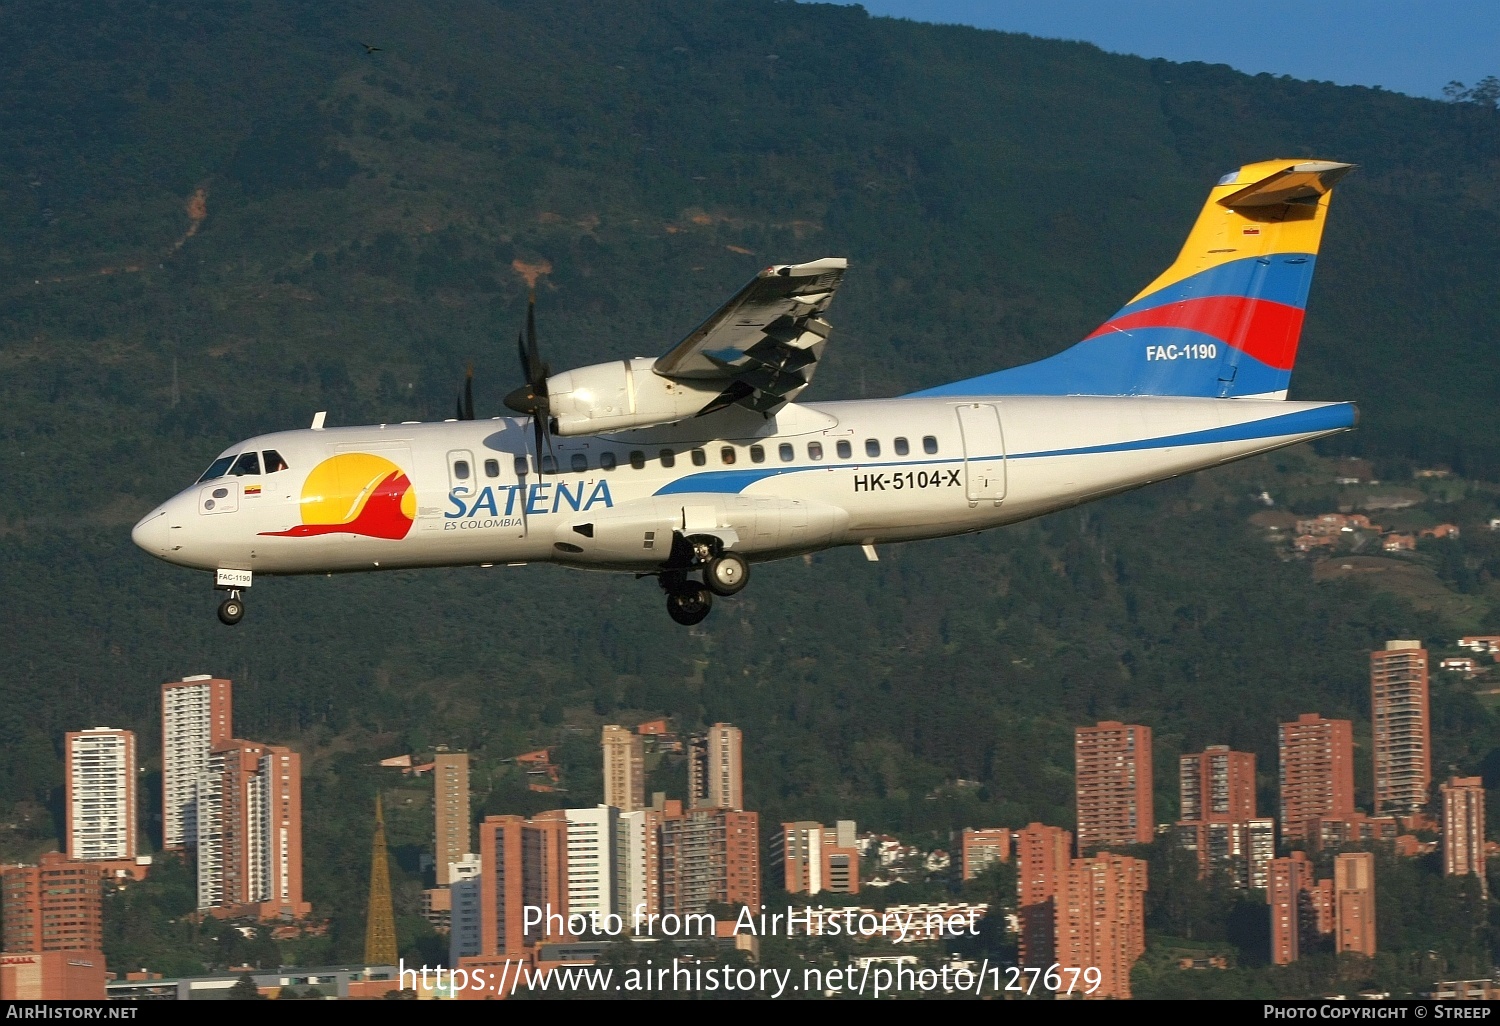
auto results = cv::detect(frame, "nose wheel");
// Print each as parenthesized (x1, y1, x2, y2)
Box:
(217, 590, 245, 626)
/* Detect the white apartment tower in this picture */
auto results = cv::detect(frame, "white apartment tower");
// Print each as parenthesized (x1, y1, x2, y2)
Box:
(161, 675, 233, 850)
(64, 727, 136, 862)
(565, 805, 621, 918)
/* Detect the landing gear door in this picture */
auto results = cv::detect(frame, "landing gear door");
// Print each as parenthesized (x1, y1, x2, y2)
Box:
(956, 403, 1006, 504)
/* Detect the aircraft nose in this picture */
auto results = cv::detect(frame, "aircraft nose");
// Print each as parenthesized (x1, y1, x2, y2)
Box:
(132, 507, 170, 556)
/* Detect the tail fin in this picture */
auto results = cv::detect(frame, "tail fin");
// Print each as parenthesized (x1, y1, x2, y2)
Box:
(913, 159, 1354, 400)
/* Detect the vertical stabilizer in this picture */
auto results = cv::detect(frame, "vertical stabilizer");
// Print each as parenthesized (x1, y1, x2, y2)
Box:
(913, 160, 1354, 400)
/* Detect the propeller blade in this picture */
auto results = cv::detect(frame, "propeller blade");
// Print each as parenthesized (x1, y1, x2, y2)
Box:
(463, 363, 475, 420)
(525, 292, 548, 390)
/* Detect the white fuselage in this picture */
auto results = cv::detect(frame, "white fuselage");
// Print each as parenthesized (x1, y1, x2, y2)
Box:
(131, 394, 1355, 578)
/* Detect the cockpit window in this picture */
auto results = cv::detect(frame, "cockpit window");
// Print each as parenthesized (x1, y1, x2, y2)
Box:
(263, 450, 289, 474)
(229, 451, 261, 476)
(197, 456, 234, 483)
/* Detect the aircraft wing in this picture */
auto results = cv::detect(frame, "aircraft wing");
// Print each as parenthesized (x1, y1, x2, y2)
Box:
(654, 258, 847, 414)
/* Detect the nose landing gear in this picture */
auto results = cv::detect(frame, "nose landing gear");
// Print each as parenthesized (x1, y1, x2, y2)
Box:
(217, 590, 245, 626)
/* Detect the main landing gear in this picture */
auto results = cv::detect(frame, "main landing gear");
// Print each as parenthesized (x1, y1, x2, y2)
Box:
(217, 590, 245, 626)
(659, 539, 750, 626)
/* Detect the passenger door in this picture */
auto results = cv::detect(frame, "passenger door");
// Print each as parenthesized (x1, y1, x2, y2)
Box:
(956, 403, 1006, 504)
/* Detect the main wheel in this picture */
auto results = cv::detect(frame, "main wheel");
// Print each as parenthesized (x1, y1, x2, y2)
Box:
(665, 582, 713, 626)
(704, 552, 749, 596)
(217, 597, 245, 626)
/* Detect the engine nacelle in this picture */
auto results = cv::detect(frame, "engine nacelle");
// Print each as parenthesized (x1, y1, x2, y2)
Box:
(547, 358, 724, 436)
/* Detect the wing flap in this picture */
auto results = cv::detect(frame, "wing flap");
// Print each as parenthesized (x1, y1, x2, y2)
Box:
(654, 259, 848, 415)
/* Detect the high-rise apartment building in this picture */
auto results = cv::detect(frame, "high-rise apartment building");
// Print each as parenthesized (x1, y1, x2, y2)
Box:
(1278, 713, 1355, 841)
(1015, 823, 1073, 965)
(1334, 852, 1376, 956)
(1179, 818, 1277, 889)
(0, 854, 106, 1000)
(1176, 744, 1265, 884)
(448, 855, 483, 967)
(564, 805, 620, 918)
(1441, 776, 1485, 894)
(477, 813, 571, 956)
(1268, 851, 1311, 965)
(195, 740, 309, 920)
(1179, 746, 1256, 823)
(1246, 818, 1276, 892)
(434, 751, 471, 886)
(161, 675, 233, 850)
(1075, 722, 1154, 851)
(601, 726, 645, 813)
(658, 808, 760, 915)
(1054, 853, 1148, 1001)
(64, 728, 136, 863)
(689, 723, 743, 811)
(619, 808, 662, 919)
(778, 820, 859, 895)
(1371, 641, 1431, 816)
(961, 828, 1012, 881)
(0, 853, 104, 954)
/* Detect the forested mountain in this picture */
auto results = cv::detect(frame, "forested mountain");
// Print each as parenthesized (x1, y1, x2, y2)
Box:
(2, 0, 1499, 987)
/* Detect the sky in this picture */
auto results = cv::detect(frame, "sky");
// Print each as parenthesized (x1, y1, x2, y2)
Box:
(827, 1, 1499, 99)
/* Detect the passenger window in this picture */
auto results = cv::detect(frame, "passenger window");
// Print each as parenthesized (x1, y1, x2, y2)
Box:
(749, 445, 765, 464)
(229, 452, 261, 476)
(630, 451, 646, 470)
(514, 456, 530, 476)
(865, 439, 880, 458)
(540, 455, 557, 474)
(198, 456, 234, 482)
(720, 446, 737, 465)
(571, 453, 588, 473)
(691, 449, 706, 467)
(779, 443, 794, 463)
(808, 442, 823, 461)
(660, 449, 676, 468)
(894, 437, 909, 456)
(484, 459, 500, 478)
(263, 450, 289, 473)
(836, 440, 852, 460)
(453, 460, 471, 481)
(600, 452, 617, 471)
(923, 435, 939, 454)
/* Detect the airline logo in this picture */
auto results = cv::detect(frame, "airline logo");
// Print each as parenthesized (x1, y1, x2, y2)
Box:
(260, 453, 415, 540)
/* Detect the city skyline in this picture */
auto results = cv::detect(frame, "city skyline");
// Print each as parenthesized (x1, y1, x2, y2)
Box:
(6, 636, 1492, 998)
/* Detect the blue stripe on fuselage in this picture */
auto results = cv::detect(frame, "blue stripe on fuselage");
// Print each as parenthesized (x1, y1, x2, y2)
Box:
(652, 403, 1355, 494)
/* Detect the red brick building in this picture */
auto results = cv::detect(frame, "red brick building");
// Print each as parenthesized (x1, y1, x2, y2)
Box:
(1075, 722, 1154, 851)
(1054, 853, 1147, 1000)
(1278, 714, 1355, 841)
(1015, 823, 1072, 965)
(960, 827, 1011, 881)
(1371, 641, 1431, 817)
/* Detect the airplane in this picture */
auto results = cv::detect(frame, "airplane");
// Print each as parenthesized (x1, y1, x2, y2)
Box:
(133, 158, 1358, 627)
